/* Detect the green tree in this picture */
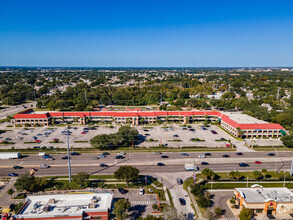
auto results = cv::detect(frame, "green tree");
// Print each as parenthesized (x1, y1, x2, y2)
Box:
(214, 206, 223, 217)
(239, 207, 254, 220)
(72, 172, 90, 188)
(7, 188, 15, 198)
(15, 173, 35, 192)
(196, 194, 211, 208)
(113, 199, 130, 220)
(152, 204, 158, 210)
(143, 215, 163, 220)
(281, 134, 293, 148)
(201, 168, 215, 180)
(114, 166, 140, 187)
(191, 183, 204, 197)
(261, 169, 267, 179)
(252, 171, 263, 180)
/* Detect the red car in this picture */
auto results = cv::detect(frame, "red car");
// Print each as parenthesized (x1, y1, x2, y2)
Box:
(35, 140, 41, 143)
(81, 132, 87, 134)
(255, 161, 262, 164)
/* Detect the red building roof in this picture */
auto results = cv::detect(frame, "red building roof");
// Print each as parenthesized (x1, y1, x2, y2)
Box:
(13, 110, 285, 130)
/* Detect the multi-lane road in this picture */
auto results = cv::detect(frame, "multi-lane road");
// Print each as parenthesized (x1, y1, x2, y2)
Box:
(0, 102, 36, 119)
(1, 151, 292, 177)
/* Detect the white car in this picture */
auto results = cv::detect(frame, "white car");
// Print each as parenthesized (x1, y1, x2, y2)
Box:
(118, 152, 126, 156)
(198, 154, 206, 158)
(139, 188, 144, 195)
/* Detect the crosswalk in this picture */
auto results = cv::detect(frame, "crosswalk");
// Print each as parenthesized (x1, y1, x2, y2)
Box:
(130, 201, 157, 205)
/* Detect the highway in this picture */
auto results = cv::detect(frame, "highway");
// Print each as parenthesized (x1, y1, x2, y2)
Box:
(0, 102, 36, 119)
(0, 151, 292, 176)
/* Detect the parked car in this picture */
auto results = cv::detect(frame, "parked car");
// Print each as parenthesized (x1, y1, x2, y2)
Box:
(179, 198, 186, 205)
(139, 188, 144, 195)
(173, 134, 179, 137)
(177, 178, 183, 185)
(211, 130, 217, 134)
(118, 188, 128, 194)
(239, 163, 249, 167)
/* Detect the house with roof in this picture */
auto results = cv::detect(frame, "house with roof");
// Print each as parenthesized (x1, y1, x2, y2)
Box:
(234, 185, 293, 218)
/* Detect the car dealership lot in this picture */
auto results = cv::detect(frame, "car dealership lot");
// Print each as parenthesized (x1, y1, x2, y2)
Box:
(0, 123, 279, 149)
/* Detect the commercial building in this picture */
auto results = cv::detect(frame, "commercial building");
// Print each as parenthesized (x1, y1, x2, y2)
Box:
(13, 193, 113, 220)
(234, 185, 293, 217)
(12, 109, 285, 138)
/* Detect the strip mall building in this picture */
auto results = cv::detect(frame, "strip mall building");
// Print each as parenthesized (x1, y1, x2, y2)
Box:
(12, 109, 285, 138)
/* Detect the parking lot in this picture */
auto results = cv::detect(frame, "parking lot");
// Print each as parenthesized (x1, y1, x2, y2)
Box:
(0, 123, 276, 149)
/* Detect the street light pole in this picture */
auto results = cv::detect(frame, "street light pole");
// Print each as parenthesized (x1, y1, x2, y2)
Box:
(66, 126, 72, 182)
(272, 146, 278, 173)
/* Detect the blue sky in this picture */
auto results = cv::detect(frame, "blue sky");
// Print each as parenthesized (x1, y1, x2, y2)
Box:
(0, 0, 293, 67)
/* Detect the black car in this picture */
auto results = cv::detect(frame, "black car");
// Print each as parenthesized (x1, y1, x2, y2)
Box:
(267, 153, 275, 156)
(177, 178, 183, 185)
(236, 152, 243, 156)
(173, 134, 179, 137)
(13, 166, 23, 169)
(61, 156, 71, 160)
(70, 152, 80, 156)
(118, 188, 128, 194)
(157, 162, 165, 166)
(204, 153, 211, 156)
(189, 128, 195, 131)
(145, 133, 150, 136)
(102, 152, 110, 156)
(161, 155, 169, 158)
(143, 129, 149, 132)
(239, 163, 249, 167)
(201, 162, 209, 165)
(222, 154, 230, 158)
(179, 198, 186, 205)
(100, 163, 108, 167)
(115, 155, 124, 159)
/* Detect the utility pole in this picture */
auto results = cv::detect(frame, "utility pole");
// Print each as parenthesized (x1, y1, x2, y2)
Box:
(66, 126, 72, 182)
